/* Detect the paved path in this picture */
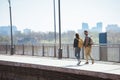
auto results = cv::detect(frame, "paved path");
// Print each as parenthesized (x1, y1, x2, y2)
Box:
(0, 55, 120, 80)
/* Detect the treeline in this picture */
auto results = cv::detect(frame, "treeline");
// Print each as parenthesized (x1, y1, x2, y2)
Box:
(0, 31, 76, 44)
(0, 30, 120, 44)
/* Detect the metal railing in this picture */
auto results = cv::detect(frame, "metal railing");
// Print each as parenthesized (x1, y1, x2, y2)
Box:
(0, 44, 120, 62)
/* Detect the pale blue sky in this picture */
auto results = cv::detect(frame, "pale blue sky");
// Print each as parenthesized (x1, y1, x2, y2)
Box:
(0, 0, 120, 32)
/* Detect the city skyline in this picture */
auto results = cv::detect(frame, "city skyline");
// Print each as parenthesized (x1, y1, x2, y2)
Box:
(0, 0, 120, 32)
(0, 22, 120, 34)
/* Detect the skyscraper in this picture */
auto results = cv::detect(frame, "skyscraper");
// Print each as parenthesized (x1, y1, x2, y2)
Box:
(106, 24, 120, 32)
(97, 22, 102, 32)
(23, 28, 31, 35)
(82, 23, 89, 30)
(0, 26, 17, 35)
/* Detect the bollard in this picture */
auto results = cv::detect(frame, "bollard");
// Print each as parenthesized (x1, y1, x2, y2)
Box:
(58, 48, 62, 59)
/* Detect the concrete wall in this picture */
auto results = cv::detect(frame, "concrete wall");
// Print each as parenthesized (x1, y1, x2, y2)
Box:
(0, 64, 113, 80)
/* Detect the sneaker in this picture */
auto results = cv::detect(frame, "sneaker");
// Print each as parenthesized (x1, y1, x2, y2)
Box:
(85, 62, 89, 64)
(77, 61, 81, 65)
(92, 59, 94, 64)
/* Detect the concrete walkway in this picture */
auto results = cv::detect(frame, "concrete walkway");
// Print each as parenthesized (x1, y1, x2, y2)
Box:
(0, 55, 120, 80)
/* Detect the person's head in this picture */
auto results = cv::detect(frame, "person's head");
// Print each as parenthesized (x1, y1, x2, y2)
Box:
(75, 33, 79, 39)
(84, 30, 88, 36)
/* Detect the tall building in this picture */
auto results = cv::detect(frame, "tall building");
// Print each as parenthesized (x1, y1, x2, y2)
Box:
(82, 23, 89, 31)
(0, 26, 17, 35)
(23, 28, 31, 35)
(106, 24, 120, 32)
(90, 22, 102, 32)
(91, 27, 98, 32)
(97, 22, 102, 32)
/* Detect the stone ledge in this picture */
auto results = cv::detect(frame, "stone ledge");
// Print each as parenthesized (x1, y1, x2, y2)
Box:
(0, 60, 119, 80)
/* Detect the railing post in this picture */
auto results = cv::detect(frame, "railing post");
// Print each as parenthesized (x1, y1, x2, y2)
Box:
(119, 44, 120, 62)
(32, 45, 34, 56)
(14, 45, 15, 54)
(99, 45, 101, 61)
(82, 48, 84, 59)
(42, 44, 44, 57)
(99, 44, 107, 61)
(6, 44, 8, 54)
(54, 44, 56, 57)
(67, 44, 69, 58)
(23, 44, 24, 55)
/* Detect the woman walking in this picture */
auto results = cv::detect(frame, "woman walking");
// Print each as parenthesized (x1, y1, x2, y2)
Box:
(73, 33, 83, 65)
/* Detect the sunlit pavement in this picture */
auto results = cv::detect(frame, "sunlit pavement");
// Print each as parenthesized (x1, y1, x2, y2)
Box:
(0, 55, 120, 75)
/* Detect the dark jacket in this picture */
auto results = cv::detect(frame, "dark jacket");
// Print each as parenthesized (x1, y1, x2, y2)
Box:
(83, 36, 92, 47)
(73, 38, 78, 47)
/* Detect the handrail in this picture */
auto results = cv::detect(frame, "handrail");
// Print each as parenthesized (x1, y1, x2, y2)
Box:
(0, 44, 120, 62)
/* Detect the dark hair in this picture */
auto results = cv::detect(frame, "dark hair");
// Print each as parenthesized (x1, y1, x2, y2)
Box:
(84, 30, 88, 33)
(75, 33, 79, 39)
(84, 30, 88, 35)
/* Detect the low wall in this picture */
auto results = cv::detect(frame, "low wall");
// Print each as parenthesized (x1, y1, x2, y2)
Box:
(0, 60, 119, 80)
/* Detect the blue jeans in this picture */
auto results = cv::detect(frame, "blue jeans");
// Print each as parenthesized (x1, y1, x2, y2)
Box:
(75, 47, 81, 61)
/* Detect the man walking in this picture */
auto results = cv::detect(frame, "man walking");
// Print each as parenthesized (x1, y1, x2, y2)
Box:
(83, 30, 94, 64)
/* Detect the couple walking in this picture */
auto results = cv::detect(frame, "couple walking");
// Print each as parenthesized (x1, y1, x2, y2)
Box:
(73, 30, 94, 65)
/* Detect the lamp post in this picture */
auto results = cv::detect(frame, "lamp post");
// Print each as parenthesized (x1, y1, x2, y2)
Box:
(53, 0, 57, 57)
(58, 0, 62, 59)
(8, 0, 14, 55)
(53, 0, 56, 44)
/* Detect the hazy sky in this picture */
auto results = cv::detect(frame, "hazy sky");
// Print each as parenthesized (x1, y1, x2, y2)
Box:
(0, 0, 120, 32)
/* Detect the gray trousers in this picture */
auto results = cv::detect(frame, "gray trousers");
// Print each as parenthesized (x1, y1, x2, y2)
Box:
(75, 47, 81, 61)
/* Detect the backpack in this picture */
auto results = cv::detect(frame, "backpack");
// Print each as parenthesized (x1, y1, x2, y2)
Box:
(78, 39, 83, 48)
(89, 37, 93, 45)
(84, 37, 93, 46)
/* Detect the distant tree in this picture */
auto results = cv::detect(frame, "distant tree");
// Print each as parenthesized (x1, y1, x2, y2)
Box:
(0, 35, 10, 44)
(61, 31, 75, 44)
(107, 31, 120, 43)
